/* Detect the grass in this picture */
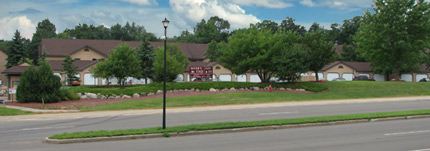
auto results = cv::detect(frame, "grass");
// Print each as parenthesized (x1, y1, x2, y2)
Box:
(49, 109, 430, 139)
(0, 106, 32, 116)
(81, 81, 430, 111)
(69, 82, 326, 96)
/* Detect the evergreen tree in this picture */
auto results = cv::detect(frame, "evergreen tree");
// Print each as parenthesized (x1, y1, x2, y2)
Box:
(38, 60, 62, 103)
(6, 30, 27, 68)
(62, 55, 79, 86)
(137, 37, 155, 84)
(16, 65, 40, 103)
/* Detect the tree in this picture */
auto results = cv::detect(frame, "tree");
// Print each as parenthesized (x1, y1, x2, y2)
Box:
(95, 44, 142, 88)
(256, 20, 279, 34)
(92, 60, 114, 84)
(153, 44, 189, 82)
(30, 19, 57, 62)
(308, 22, 326, 33)
(280, 17, 307, 36)
(355, 0, 430, 79)
(341, 45, 365, 62)
(272, 44, 310, 83)
(16, 65, 40, 103)
(137, 37, 155, 83)
(205, 40, 227, 62)
(62, 55, 79, 86)
(303, 31, 337, 81)
(339, 16, 363, 45)
(38, 60, 62, 103)
(6, 30, 27, 68)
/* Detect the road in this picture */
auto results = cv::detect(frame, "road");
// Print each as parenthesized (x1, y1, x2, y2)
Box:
(1, 98, 430, 150)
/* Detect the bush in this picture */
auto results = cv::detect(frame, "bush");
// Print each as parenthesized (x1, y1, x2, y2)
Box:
(60, 89, 80, 101)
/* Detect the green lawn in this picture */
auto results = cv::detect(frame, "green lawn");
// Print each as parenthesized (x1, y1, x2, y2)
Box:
(49, 109, 430, 139)
(81, 81, 430, 111)
(0, 106, 32, 116)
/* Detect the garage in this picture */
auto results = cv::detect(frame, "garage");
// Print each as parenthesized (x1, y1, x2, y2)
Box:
(416, 74, 428, 82)
(250, 75, 261, 83)
(401, 74, 413, 82)
(236, 75, 247, 82)
(326, 73, 339, 81)
(83, 73, 98, 85)
(219, 74, 232, 81)
(342, 73, 354, 81)
(373, 74, 385, 81)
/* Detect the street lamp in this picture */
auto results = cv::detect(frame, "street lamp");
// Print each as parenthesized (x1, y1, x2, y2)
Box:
(162, 18, 169, 129)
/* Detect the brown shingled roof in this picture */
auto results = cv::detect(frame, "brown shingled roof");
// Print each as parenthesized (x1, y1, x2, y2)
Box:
(40, 39, 208, 60)
(2, 60, 99, 75)
(321, 61, 372, 72)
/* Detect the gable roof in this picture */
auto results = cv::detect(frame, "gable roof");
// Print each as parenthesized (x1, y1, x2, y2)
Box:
(321, 61, 372, 72)
(40, 39, 208, 60)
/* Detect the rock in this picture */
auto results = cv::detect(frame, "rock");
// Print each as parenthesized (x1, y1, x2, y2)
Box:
(156, 90, 163, 95)
(239, 88, 245, 91)
(279, 88, 286, 90)
(80, 95, 88, 99)
(185, 89, 189, 91)
(108, 96, 115, 99)
(168, 90, 173, 93)
(209, 88, 217, 92)
(287, 88, 292, 90)
(101, 96, 107, 99)
(190, 88, 195, 91)
(97, 95, 103, 99)
(140, 92, 147, 96)
(122, 95, 131, 99)
(250, 87, 260, 90)
(115, 96, 121, 99)
(77, 93, 82, 97)
(195, 89, 200, 92)
(147, 93, 155, 96)
(86, 93, 97, 99)
(297, 89, 306, 92)
(230, 88, 236, 91)
(133, 93, 140, 98)
(222, 88, 229, 91)
(173, 89, 179, 92)
(179, 89, 184, 92)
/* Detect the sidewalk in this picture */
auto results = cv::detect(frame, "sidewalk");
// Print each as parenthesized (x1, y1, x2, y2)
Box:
(2, 96, 430, 121)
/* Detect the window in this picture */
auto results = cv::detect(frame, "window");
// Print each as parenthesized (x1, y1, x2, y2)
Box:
(215, 66, 221, 70)
(338, 65, 344, 69)
(74, 58, 81, 60)
(84, 48, 89, 52)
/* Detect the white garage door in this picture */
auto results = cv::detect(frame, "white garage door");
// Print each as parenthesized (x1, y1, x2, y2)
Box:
(327, 73, 339, 81)
(219, 74, 232, 81)
(53, 73, 62, 80)
(250, 75, 261, 83)
(416, 74, 428, 82)
(174, 74, 184, 82)
(401, 74, 413, 82)
(236, 75, 247, 82)
(373, 74, 385, 81)
(342, 73, 354, 81)
(84, 73, 98, 85)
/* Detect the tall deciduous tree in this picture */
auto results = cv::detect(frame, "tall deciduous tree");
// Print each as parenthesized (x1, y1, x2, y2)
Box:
(205, 40, 227, 62)
(355, 0, 430, 79)
(6, 30, 27, 68)
(100, 43, 142, 88)
(30, 19, 57, 62)
(303, 31, 337, 81)
(280, 17, 307, 36)
(62, 55, 79, 86)
(137, 37, 155, 83)
(272, 44, 310, 83)
(256, 20, 279, 34)
(153, 44, 189, 82)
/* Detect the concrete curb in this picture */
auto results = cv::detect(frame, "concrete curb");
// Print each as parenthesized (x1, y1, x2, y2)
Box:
(5, 105, 79, 113)
(44, 114, 430, 144)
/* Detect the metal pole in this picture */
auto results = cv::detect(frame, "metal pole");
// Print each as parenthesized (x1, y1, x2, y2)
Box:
(163, 26, 167, 129)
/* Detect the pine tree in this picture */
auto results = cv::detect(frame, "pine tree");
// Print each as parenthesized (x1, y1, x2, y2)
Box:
(137, 37, 155, 84)
(62, 55, 79, 86)
(16, 65, 41, 103)
(6, 30, 27, 68)
(38, 60, 62, 103)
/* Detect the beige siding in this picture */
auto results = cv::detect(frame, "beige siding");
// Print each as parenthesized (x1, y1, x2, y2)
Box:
(70, 48, 105, 61)
(46, 57, 67, 60)
(0, 51, 7, 86)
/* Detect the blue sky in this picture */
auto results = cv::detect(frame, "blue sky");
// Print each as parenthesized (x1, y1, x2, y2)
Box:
(0, 0, 372, 40)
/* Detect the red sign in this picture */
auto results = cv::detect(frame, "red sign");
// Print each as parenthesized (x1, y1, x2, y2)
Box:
(189, 66, 213, 79)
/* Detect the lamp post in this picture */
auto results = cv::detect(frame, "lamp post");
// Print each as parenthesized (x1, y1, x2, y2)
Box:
(162, 18, 169, 129)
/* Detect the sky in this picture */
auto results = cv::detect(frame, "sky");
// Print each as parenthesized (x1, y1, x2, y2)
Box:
(0, 0, 373, 40)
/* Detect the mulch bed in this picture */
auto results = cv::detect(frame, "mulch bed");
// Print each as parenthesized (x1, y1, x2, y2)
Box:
(5, 89, 312, 110)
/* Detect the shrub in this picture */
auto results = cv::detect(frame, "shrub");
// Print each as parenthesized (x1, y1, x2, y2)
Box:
(60, 89, 80, 101)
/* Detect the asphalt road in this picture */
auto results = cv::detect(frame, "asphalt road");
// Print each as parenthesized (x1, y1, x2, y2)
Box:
(1, 98, 430, 150)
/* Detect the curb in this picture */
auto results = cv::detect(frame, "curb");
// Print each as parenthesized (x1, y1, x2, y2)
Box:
(44, 114, 430, 144)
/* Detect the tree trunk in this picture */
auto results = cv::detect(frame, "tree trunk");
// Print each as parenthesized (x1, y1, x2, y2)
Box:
(314, 70, 319, 81)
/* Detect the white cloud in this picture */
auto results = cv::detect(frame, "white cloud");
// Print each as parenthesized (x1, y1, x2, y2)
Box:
(121, 0, 158, 6)
(231, 0, 293, 8)
(170, 0, 260, 30)
(0, 16, 36, 40)
(300, 0, 316, 7)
